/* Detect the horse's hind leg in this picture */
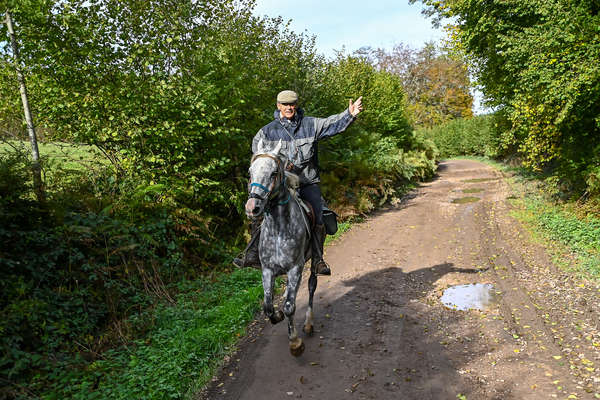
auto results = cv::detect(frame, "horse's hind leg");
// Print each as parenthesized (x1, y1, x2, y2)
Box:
(303, 268, 317, 336)
(285, 265, 305, 357)
(262, 268, 283, 324)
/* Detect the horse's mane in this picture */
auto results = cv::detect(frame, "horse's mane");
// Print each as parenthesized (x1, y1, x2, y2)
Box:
(284, 171, 300, 190)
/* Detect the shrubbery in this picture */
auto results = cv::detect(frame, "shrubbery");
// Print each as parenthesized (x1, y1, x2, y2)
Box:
(417, 114, 503, 159)
(0, 1, 439, 397)
(413, 0, 600, 197)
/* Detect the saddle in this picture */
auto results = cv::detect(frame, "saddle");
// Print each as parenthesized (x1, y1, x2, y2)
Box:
(285, 171, 316, 233)
(298, 197, 316, 230)
(284, 170, 338, 236)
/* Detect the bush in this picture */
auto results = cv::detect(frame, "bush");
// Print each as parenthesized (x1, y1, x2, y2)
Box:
(0, 2, 443, 397)
(417, 114, 504, 159)
(0, 148, 196, 398)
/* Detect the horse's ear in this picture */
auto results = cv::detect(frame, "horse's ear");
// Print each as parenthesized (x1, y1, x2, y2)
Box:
(272, 139, 282, 155)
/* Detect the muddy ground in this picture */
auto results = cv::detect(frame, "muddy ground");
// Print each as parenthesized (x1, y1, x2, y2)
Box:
(202, 159, 600, 400)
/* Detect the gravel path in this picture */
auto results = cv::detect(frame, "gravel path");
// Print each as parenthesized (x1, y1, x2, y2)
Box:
(202, 159, 600, 400)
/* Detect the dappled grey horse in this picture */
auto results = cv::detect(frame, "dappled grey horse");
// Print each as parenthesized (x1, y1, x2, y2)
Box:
(245, 139, 318, 356)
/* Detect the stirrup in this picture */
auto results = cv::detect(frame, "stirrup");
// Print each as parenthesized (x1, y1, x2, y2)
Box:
(233, 254, 261, 269)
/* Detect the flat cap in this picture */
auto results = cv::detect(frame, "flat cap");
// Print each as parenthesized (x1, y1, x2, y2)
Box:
(276, 90, 298, 104)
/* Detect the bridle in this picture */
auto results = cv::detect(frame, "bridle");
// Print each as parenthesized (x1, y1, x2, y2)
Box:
(248, 153, 290, 207)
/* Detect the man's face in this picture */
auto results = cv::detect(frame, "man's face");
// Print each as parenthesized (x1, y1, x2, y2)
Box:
(277, 102, 297, 119)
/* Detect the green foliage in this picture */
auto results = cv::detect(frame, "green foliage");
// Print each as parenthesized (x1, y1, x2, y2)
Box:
(0, 148, 191, 398)
(362, 42, 474, 127)
(504, 170, 600, 276)
(536, 210, 600, 264)
(41, 269, 263, 400)
(0, 146, 264, 399)
(413, 0, 600, 196)
(0, 0, 437, 232)
(417, 114, 502, 159)
(0, 1, 442, 398)
(1, 0, 324, 245)
(309, 54, 437, 215)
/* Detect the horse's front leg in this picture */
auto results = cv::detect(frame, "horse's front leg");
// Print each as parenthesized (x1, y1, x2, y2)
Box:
(285, 264, 305, 357)
(262, 267, 284, 324)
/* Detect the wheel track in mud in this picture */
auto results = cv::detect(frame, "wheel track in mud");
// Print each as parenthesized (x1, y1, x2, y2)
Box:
(201, 160, 600, 400)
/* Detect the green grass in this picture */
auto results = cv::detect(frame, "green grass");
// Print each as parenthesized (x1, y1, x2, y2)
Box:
(463, 188, 484, 193)
(452, 196, 480, 204)
(1, 140, 106, 171)
(510, 196, 600, 276)
(41, 268, 264, 400)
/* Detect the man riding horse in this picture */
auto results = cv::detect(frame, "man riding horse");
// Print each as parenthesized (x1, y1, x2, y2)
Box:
(234, 90, 363, 275)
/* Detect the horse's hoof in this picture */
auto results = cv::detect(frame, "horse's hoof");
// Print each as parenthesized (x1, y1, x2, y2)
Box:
(269, 310, 284, 324)
(303, 324, 314, 336)
(290, 338, 305, 357)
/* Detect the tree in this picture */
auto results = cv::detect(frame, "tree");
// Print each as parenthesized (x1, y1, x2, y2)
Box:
(411, 0, 600, 193)
(3, 9, 44, 202)
(361, 42, 473, 127)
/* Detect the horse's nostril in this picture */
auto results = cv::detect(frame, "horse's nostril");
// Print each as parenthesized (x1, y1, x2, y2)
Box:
(252, 206, 261, 214)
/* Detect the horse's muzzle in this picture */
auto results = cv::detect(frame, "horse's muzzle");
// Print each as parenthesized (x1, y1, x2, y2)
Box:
(245, 197, 264, 219)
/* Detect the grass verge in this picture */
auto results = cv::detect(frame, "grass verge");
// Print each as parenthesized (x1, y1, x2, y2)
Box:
(41, 269, 263, 400)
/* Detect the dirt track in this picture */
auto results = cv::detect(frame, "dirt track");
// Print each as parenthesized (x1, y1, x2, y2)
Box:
(203, 159, 600, 400)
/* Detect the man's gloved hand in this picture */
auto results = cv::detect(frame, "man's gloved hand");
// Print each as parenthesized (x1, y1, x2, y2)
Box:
(286, 162, 302, 175)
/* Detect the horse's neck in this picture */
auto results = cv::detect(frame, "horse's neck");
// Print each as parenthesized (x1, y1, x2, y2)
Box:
(265, 191, 300, 229)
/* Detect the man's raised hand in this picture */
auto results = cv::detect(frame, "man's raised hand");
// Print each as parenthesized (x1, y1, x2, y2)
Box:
(349, 96, 363, 117)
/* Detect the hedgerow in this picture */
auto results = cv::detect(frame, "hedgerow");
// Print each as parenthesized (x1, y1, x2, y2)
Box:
(0, 1, 438, 398)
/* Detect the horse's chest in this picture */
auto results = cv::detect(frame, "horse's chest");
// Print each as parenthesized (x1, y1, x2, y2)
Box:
(260, 226, 305, 265)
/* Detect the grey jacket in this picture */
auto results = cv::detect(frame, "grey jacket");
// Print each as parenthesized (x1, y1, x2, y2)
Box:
(252, 108, 356, 186)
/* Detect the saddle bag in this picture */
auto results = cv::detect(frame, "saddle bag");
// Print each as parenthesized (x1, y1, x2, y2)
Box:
(322, 203, 338, 235)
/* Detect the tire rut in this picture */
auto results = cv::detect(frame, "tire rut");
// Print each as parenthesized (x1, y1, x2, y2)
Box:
(201, 160, 600, 400)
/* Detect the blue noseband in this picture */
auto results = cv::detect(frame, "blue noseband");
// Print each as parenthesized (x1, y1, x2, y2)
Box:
(250, 182, 271, 193)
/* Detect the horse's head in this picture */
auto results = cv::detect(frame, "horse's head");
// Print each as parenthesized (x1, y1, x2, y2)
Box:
(245, 139, 287, 219)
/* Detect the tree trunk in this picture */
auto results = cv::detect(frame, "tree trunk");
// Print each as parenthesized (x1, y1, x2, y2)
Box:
(5, 10, 45, 203)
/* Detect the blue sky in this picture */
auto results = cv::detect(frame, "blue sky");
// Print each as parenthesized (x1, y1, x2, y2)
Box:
(252, 0, 445, 58)
(252, 0, 487, 113)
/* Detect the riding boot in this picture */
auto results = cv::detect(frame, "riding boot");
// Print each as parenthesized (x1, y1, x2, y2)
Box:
(311, 224, 331, 276)
(233, 219, 262, 269)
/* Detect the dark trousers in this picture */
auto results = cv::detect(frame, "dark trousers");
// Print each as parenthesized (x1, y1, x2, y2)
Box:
(299, 183, 323, 225)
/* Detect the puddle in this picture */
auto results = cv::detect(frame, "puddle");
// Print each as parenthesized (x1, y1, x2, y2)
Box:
(463, 178, 495, 183)
(463, 188, 484, 194)
(441, 283, 498, 311)
(452, 196, 480, 204)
